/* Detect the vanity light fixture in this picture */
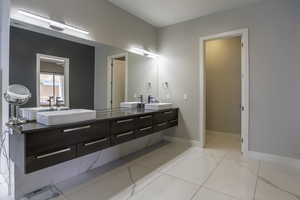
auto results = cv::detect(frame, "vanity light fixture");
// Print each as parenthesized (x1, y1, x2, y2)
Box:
(18, 10, 89, 35)
(40, 56, 65, 63)
(130, 48, 160, 59)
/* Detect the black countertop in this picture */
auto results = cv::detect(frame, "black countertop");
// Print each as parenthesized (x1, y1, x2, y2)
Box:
(9, 107, 178, 134)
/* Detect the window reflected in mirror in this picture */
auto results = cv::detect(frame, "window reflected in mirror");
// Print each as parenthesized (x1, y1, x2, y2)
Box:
(37, 54, 69, 107)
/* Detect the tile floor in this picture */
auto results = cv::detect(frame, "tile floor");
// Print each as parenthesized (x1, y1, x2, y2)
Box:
(43, 133, 300, 200)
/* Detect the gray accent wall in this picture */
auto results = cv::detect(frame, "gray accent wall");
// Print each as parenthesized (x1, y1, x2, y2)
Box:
(10, 27, 95, 109)
(158, 0, 300, 159)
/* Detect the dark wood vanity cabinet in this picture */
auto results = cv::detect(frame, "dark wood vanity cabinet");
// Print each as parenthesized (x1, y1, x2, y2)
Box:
(22, 108, 178, 173)
(25, 121, 110, 173)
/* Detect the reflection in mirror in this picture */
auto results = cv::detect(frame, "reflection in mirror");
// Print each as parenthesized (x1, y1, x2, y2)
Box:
(10, 25, 159, 112)
(108, 54, 127, 108)
(36, 54, 69, 107)
(107, 52, 158, 109)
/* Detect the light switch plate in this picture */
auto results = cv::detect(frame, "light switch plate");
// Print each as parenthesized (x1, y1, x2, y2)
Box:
(184, 94, 188, 100)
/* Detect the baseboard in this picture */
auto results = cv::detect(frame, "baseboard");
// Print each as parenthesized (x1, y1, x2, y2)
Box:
(163, 135, 202, 147)
(246, 151, 300, 169)
(206, 130, 240, 138)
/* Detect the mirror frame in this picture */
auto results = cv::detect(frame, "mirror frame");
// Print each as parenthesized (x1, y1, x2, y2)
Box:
(36, 53, 70, 107)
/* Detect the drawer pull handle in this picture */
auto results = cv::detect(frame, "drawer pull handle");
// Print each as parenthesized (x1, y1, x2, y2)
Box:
(158, 122, 168, 127)
(117, 119, 134, 124)
(140, 126, 152, 131)
(140, 115, 152, 119)
(164, 111, 173, 114)
(170, 120, 178, 123)
(84, 138, 108, 147)
(64, 125, 91, 133)
(36, 148, 71, 159)
(117, 131, 134, 138)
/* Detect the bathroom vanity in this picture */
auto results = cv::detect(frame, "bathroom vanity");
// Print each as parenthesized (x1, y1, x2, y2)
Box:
(10, 107, 178, 173)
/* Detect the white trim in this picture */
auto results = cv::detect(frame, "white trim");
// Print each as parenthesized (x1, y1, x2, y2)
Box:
(163, 136, 202, 147)
(36, 54, 70, 107)
(199, 29, 249, 154)
(247, 151, 300, 170)
(107, 53, 128, 109)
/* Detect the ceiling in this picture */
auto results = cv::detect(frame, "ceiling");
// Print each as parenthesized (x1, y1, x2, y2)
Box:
(109, 0, 262, 27)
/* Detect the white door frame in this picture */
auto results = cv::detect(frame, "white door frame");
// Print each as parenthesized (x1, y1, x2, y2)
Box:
(199, 28, 249, 154)
(36, 54, 70, 107)
(107, 53, 128, 108)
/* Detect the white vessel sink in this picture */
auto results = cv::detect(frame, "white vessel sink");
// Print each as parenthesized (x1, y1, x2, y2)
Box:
(37, 109, 96, 125)
(120, 102, 140, 108)
(145, 103, 173, 110)
(20, 106, 69, 120)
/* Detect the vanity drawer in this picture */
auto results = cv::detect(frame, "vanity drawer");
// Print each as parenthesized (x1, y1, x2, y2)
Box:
(153, 109, 177, 123)
(136, 126, 153, 138)
(137, 114, 153, 128)
(77, 137, 110, 156)
(168, 119, 178, 127)
(26, 145, 76, 173)
(154, 121, 170, 132)
(26, 121, 108, 156)
(111, 117, 138, 134)
(112, 130, 136, 145)
(77, 121, 108, 142)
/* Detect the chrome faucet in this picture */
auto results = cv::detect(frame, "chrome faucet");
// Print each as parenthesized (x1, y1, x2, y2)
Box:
(56, 97, 64, 107)
(138, 95, 144, 103)
(47, 96, 54, 107)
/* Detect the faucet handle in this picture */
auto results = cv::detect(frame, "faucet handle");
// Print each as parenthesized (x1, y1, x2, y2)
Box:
(138, 94, 144, 103)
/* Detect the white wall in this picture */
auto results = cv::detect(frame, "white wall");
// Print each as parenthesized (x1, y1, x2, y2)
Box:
(0, 0, 11, 196)
(158, 0, 300, 159)
(94, 45, 125, 110)
(127, 53, 158, 102)
(10, 0, 157, 52)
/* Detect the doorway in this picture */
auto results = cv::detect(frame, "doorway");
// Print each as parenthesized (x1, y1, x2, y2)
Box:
(199, 29, 249, 154)
(107, 53, 128, 109)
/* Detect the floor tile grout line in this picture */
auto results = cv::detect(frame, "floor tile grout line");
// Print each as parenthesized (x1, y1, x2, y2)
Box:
(159, 171, 202, 186)
(125, 173, 164, 200)
(257, 160, 300, 200)
(252, 160, 261, 200)
(258, 176, 300, 200)
(188, 151, 228, 200)
(202, 186, 240, 200)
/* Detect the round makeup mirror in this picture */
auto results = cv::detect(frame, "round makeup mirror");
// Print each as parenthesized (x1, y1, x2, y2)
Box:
(4, 84, 31, 125)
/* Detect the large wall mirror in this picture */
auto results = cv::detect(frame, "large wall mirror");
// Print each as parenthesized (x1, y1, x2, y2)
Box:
(9, 24, 159, 111)
(36, 54, 69, 107)
(107, 53, 158, 109)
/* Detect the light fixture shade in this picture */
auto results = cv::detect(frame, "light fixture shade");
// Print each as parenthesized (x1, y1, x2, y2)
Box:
(130, 47, 160, 58)
(18, 10, 89, 35)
